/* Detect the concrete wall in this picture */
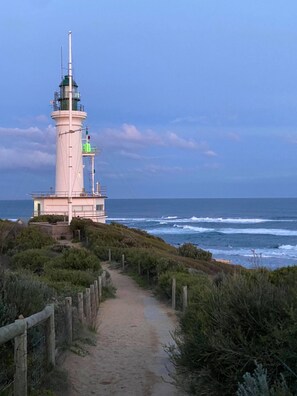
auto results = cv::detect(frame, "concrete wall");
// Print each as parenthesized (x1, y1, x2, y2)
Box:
(29, 222, 72, 240)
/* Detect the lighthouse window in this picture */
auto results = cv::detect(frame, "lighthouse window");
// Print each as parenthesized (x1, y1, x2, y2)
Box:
(96, 205, 104, 211)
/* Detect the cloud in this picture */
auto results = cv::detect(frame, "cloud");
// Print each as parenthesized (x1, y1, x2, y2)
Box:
(144, 164, 183, 174)
(204, 150, 217, 157)
(0, 124, 56, 170)
(100, 123, 204, 151)
(102, 124, 162, 147)
(119, 150, 146, 160)
(0, 125, 55, 142)
(167, 132, 199, 149)
(170, 115, 209, 125)
(0, 147, 55, 169)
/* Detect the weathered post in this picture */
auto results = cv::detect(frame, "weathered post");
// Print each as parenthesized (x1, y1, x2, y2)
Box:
(45, 304, 55, 368)
(85, 288, 91, 326)
(65, 297, 73, 344)
(108, 248, 111, 263)
(172, 278, 176, 310)
(102, 270, 107, 287)
(78, 292, 84, 324)
(94, 280, 99, 308)
(122, 254, 125, 270)
(77, 229, 81, 241)
(98, 276, 102, 301)
(14, 319, 27, 396)
(182, 285, 188, 313)
(90, 284, 96, 323)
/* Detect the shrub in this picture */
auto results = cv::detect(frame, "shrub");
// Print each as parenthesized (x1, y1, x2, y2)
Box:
(29, 215, 66, 224)
(12, 248, 50, 273)
(237, 362, 293, 396)
(49, 248, 100, 272)
(44, 268, 97, 288)
(169, 271, 297, 395)
(178, 243, 212, 261)
(157, 270, 210, 307)
(15, 227, 55, 251)
(1, 271, 54, 319)
(0, 221, 23, 253)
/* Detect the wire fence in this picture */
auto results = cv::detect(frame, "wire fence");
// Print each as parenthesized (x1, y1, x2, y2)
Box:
(0, 340, 14, 395)
(0, 270, 106, 395)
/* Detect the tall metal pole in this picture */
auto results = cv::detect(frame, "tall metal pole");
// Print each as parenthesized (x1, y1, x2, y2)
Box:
(91, 156, 95, 195)
(68, 31, 73, 225)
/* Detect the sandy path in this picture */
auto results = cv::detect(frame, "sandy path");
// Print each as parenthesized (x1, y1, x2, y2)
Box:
(62, 266, 180, 395)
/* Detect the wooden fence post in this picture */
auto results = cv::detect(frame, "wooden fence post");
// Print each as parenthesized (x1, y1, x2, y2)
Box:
(14, 319, 27, 396)
(108, 248, 111, 263)
(102, 271, 107, 287)
(85, 288, 91, 326)
(65, 297, 72, 344)
(78, 292, 84, 324)
(45, 304, 55, 368)
(182, 285, 188, 313)
(94, 280, 99, 308)
(90, 284, 96, 323)
(172, 278, 176, 310)
(98, 276, 102, 301)
(122, 254, 125, 270)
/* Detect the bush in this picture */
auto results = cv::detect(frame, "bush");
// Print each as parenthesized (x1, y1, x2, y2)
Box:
(12, 248, 50, 273)
(29, 215, 66, 224)
(49, 248, 100, 272)
(15, 227, 55, 251)
(237, 362, 293, 396)
(178, 243, 212, 261)
(44, 268, 97, 288)
(1, 271, 54, 320)
(157, 270, 210, 308)
(169, 271, 297, 395)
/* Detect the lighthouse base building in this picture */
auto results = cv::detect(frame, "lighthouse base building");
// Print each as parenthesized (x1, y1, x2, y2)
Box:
(32, 32, 106, 224)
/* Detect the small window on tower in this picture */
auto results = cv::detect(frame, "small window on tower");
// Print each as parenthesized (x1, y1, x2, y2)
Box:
(96, 205, 104, 211)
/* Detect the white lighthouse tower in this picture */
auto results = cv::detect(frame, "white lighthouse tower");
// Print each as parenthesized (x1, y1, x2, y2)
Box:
(32, 32, 106, 224)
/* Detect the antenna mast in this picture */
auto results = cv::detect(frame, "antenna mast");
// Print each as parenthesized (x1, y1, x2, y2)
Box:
(68, 31, 73, 225)
(60, 46, 63, 81)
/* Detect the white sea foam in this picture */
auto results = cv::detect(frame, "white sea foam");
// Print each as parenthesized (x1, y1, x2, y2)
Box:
(278, 244, 297, 250)
(148, 225, 297, 237)
(108, 217, 157, 222)
(220, 228, 297, 236)
(211, 247, 297, 259)
(189, 217, 270, 224)
(108, 216, 291, 225)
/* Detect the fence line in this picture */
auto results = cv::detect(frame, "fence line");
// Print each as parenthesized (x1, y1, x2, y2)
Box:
(0, 272, 107, 395)
(109, 250, 189, 313)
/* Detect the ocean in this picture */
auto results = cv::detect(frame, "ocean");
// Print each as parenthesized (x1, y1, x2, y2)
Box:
(1, 198, 297, 269)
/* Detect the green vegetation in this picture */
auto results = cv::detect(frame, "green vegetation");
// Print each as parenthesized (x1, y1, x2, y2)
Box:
(70, 219, 297, 395)
(2, 217, 297, 395)
(178, 242, 212, 261)
(168, 270, 297, 395)
(0, 220, 105, 393)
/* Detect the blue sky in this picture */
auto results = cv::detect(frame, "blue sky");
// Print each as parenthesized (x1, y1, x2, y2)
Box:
(1, 0, 297, 199)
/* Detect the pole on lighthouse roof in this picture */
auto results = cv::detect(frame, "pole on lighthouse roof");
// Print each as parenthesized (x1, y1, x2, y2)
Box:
(68, 31, 73, 225)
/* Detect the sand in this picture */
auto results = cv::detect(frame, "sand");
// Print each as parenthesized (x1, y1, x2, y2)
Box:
(61, 266, 181, 395)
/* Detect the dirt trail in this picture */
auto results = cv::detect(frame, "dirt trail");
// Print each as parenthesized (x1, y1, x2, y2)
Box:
(62, 266, 180, 395)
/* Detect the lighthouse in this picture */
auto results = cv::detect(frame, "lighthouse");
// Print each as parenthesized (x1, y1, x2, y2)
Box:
(32, 32, 106, 224)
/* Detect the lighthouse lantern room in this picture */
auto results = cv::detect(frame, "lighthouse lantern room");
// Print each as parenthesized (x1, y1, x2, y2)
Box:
(32, 32, 106, 224)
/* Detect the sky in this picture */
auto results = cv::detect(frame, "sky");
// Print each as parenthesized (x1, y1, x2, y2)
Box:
(1, 0, 297, 199)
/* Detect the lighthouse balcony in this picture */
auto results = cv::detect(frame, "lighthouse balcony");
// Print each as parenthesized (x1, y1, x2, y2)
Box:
(31, 189, 107, 199)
